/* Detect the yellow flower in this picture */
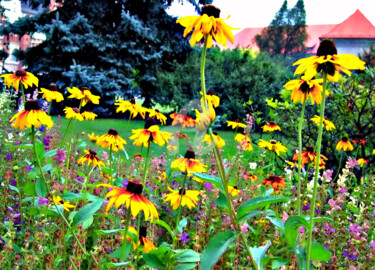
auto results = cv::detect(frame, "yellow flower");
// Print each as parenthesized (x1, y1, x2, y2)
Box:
(261, 175, 286, 190)
(227, 120, 246, 129)
(67, 86, 100, 106)
(200, 90, 220, 107)
(39, 84, 64, 102)
(336, 136, 353, 151)
(357, 158, 368, 167)
(171, 150, 206, 173)
(176, 5, 235, 48)
(202, 132, 225, 148)
(228, 185, 241, 197)
(284, 76, 324, 104)
(234, 133, 253, 151)
(52, 195, 75, 212)
(97, 129, 127, 152)
(77, 150, 105, 169)
(164, 187, 200, 210)
(293, 39, 365, 82)
(88, 132, 100, 143)
(292, 146, 328, 169)
(9, 100, 53, 130)
(195, 100, 215, 131)
(167, 144, 177, 151)
(0, 69, 38, 91)
(262, 121, 281, 132)
(170, 110, 195, 128)
(147, 109, 167, 125)
(311, 115, 335, 131)
(81, 111, 98, 120)
(130, 118, 171, 148)
(64, 107, 84, 121)
(115, 98, 146, 119)
(258, 139, 287, 156)
(101, 181, 158, 221)
(373, 149, 375, 155)
(125, 227, 157, 253)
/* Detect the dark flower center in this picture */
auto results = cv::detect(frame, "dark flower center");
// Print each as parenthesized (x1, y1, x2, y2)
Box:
(49, 84, 58, 91)
(126, 181, 143, 194)
(202, 5, 220, 18)
(59, 200, 64, 204)
(300, 81, 311, 94)
(145, 118, 157, 129)
(25, 100, 40, 111)
(15, 69, 26, 77)
(89, 150, 97, 156)
(73, 108, 79, 113)
(80, 86, 90, 91)
(155, 109, 160, 113)
(235, 119, 240, 123)
(184, 150, 196, 159)
(178, 188, 186, 195)
(139, 226, 147, 238)
(306, 146, 314, 153)
(317, 39, 337, 57)
(342, 136, 348, 142)
(269, 121, 275, 125)
(130, 98, 136, 104)
(270, 140, 276, 145)
(108, 129, 118, 136)
(207, 89, 214, 96)
(213, 131, 218, 136)
(233, 185, 238, 190)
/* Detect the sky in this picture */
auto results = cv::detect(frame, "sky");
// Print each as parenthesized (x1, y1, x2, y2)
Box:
(167, 0, 375, 29)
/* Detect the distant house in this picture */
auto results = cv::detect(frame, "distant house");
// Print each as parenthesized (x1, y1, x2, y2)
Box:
(228, 9, 375, 56)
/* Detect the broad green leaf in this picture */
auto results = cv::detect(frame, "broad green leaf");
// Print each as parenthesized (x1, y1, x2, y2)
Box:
(23, 182, 35, 196)
(153, 219, 174, 238)
(310, 242, 331, 261)
(42, 163, 53, 173)
(44, 149, 57, 159)
(200, 230, 239, 270)
(178, 217, 188, 234)
(72, 199, 104, 226)
(190, 172, 224, 191)
(296, 245, 308, 270)
(35, 140, 45, 162)
(250, 240, 271, 270)
(237, 196, 288, 221)
(143, 251, 166, 268)
(35, 178, 47, 197)
(95, 229, 125, 235)
(214, 191, 228, 209)
(61, 192, 99, 202)
(174, 263, 197, 270)
(271, 258, 290, 269)
(236, 210, 263, 223)
(284, 216, 311, 248)
(8, 185, 19, 194)
(266, 216, 285, 231)
(105, 262, 131, 268)
(306, 217, 333, 223)
(174, 249, 200, 263)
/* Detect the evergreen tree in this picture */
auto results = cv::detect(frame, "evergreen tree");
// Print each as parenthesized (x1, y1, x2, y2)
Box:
(255, 0, 307, 55)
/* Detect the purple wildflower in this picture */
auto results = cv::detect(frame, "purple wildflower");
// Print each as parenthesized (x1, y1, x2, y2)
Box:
(180, 233, 190, 244)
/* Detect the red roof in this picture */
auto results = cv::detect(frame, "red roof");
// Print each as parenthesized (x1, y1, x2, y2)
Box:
(227, 27, 263, 50)
(321, 9, 375, 38)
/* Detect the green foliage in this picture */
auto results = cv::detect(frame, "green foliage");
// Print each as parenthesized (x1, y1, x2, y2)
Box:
(360, 44, 375, 67)
(156, 47, 290, 121)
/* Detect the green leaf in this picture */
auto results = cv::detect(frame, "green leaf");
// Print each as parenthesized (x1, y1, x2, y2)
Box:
(236, 210, 263, 223)
(174, 263, 197, 270)
(237, 196, 288, 221)
(42, 163, 53, 173)
(104, 262, 131, 268)
(8, 185, 19, 194)
(200, 230, 239, 270)
(35, 178, 47, 197)
(35, 140, 45, 162)
(190, 172, 224, 191)
(310, 242, 331, 261)
(266, 216, 285, 231)
(143, 251, 166, 268)
(72, 199, 104, 227)
(214, 191, 228, 209)
(174, 249, 200, 263)
(82, 215, 94, 230)
(95, 229, 125, 235)
(250, 240, 271, 270)
(296, 245, 308, 270)
(61, 192, 99, 202)
(13, 144, 33, 150)
(284, 216, 311, 248)
(44, 149, 57, 159)
(23, 182, 35, 196)
(178, 217, 188, 234)
(271, 258, 290, 269)
(153, 219, 174, 238)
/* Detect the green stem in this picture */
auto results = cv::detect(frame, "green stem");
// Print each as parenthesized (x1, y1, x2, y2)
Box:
(31, 126, 48, 189)
(333, 151, 344, 183)
(172, 171, 188, 249)
(20, 83, 25, 107)
(42, 102, 52, 140)
(306, 73, 328, 270)
(121, 210, 132, 261)
(84, 167, 94, 202)
(200, 38, 208, 109)
(296, 102, 307, 215)
(16, 177, 24, 235)
(109, 148, 113, 184)
(60, 119, 72, 148)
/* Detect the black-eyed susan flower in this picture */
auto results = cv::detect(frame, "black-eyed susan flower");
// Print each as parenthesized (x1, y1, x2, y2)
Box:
(167, 144, 177, 151)
(336, 136, 354, 151)
(147, 109, 167, 125)
(201, 89, 220, 107)
(9, 100, 53, 130)
(81, 111, 98, 120)
(195, 101, 215, 131)
(176, 5, 235, 48)
(115, 98, 146, 119)
(0, 69, 38, 91)
(173, 132, 189, 139)
(130, 118, 171, 147)
(310, 115, 335, 131)
(227, 119, 246, 129)
(357, 158, 368, 167)
(39, 84, 64, 102)
(170, 109, 195, 128)
(164, 187, 200, 210)
(97, 129, 127, 152)
(292, 146, 328, 169)
(261, 175, 286, 190)
(352, 133, 366, 146)
(234, 133, 253, 151)
(126, 227, 157, 253)
(262, 121, 281, 132)
(101, 181, 158, 221)
(63, 107, 84, 121)
(228, 185, 241, 197)
(284, 76, 324, 105)
(52, 195, 75, 212)
(293, 39, 366, 82)
(67, 86, 100, 106)
(171, 150, 206, 173)
(202, 132, 225, 148)
(88, 132, 100, 143)
(77, 150, 105, 169)
(245, 173, 258, 182)
(258, 139, 287, 156)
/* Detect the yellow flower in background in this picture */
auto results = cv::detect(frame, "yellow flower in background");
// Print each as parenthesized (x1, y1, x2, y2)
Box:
(52, 195, 75, 212)
(167, 144, 177, 151)
(200, 90, 220, 107)
(164, 187, 200, 210)
(258, 139, 287, 156)
(336, 136, 353, 151)
(171, 150, 206, 173)
(97, 129, 127, 152)
(228, 185, 241, 197)
(234, 133, 253, 151)
(0, 69, 38, 91)
(292, 146, 328, 169)
(170, 110, 195, 128)
(88, 132, 100, 143)
(195, 100, 215, 131)
(262, 121, 281, 132)
(293, 39, 365, 82)
(202, 132, 225, 148)
(126, 227, 157, 253)
(115, 98, 146, 119)
(147, 109, 167, 125)
(81, 111, 98, 120)
(64, 107, 84, 121)
(77, 150, 105, 169)
(9, 100, 53, 130)
(284, 76, 324, 105)
(39, 84, 64, 102)
(67, 86, 100, 106)
(227, 119, 246, 129)
(130, 118, 171, 148)
(357, 158, 368, 167)
(176, 5, 236, 48)
(311, 115, 335, 131)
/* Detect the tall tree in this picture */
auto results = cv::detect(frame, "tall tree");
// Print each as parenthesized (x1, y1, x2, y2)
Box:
(255, 0, 307, 55)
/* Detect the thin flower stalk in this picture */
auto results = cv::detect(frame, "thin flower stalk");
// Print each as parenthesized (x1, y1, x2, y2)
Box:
(296, 102, 306, 215)
(121, 210, 132, 261)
